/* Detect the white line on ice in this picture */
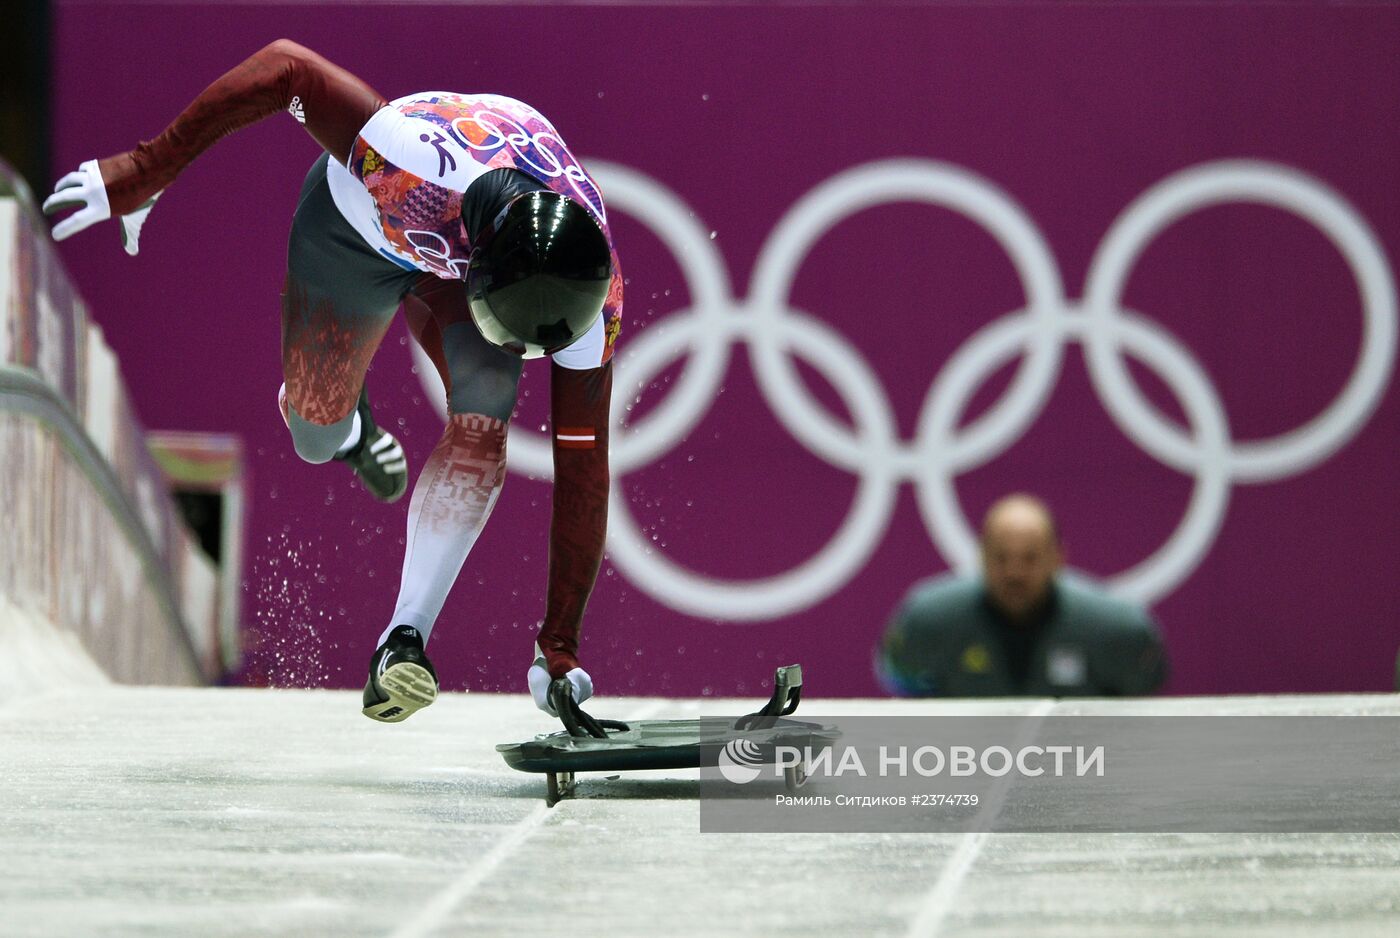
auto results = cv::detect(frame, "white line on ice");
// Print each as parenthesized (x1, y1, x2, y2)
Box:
(387, 801, 552, 938)
(384, 699, 671, 937)
(905, 699, 1058, 938)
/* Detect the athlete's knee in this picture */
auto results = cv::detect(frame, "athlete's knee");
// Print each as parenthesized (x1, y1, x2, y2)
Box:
(436, 412, 509, 471)
(290, 433, 339, 465)
(286, 401, 355, 465)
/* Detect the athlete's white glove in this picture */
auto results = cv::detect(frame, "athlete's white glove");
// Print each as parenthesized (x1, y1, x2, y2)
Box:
(528, 646, 593, 717)
(42, 159, 161, 256)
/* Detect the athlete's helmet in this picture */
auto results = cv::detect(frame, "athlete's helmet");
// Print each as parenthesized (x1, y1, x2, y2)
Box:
(465, 190, 612, 358)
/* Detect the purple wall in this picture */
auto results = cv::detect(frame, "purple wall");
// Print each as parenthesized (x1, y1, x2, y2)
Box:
(52, 3, 1400, 697)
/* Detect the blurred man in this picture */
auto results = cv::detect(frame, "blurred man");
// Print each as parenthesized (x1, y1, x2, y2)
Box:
(44, 40, 623, 722)
(877, 494, 1166, 697)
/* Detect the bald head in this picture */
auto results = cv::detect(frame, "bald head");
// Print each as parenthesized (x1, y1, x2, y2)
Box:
(980, 494, 1062, 621)
(982, 494, 1059, 546)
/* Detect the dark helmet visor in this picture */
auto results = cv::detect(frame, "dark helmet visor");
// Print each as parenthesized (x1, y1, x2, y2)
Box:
(466, 191, 611, 359)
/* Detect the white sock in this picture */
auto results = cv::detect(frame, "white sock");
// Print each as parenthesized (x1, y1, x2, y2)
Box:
(334, 411, 363, 457)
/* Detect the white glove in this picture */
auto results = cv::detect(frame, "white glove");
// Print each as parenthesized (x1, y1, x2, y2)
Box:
(528, 649, 593, 717)
(42, 159, 162, 256)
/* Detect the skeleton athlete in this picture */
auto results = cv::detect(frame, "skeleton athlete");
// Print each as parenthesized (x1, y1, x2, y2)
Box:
(45, 40, 623, 721)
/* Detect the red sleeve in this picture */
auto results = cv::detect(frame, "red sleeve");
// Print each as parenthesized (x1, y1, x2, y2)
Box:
(537, 360, 613, 678)
(97, 39, 386, 215)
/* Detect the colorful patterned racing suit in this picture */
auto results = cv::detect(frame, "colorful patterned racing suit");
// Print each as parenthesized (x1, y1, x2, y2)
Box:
(93, 41, 619, 678)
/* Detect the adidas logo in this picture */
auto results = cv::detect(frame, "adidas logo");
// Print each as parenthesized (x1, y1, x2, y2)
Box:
(288, 96, 306, 125)
(371, 433, 407, 474)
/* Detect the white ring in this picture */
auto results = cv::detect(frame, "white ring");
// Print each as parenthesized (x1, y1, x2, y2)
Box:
(749, 160, 1067, 471)
(606, 310, 901, 620)
(913, 309, 1231, 603)
(1084, 161, 1398, 482)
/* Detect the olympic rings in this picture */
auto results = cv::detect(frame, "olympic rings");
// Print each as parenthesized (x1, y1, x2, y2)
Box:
(413, 158, 1396, 620)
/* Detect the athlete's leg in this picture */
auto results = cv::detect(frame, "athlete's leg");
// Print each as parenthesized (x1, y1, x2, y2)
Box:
(280, 277, 392, 462)
(280, 154, 415, 464)
(381, 277, 523, 645)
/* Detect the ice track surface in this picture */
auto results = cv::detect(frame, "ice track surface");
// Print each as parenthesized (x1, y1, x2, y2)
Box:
(4, 689, 1399, 937)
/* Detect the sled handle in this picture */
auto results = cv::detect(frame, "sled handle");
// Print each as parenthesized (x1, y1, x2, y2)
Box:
(733, 664, 802, 731)
(548, 678, 630, 739)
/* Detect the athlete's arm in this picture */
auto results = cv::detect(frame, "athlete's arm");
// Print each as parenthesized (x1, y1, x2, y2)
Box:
(536, 360, 613, 679)
(44, 39, 384, 241)
(103, 38, 383, 213)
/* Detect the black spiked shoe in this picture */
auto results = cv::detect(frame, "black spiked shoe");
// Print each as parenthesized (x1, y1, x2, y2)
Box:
(362, 626, 438, 723)
(335, 387, 409, 503)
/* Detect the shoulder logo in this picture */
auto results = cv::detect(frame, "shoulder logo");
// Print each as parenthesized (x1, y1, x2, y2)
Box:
(287, 96, 306, 125)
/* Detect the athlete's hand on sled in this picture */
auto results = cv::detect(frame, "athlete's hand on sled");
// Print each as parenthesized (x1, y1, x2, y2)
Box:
(528, 650, 593, 717)
(43, 159, 162, 256)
